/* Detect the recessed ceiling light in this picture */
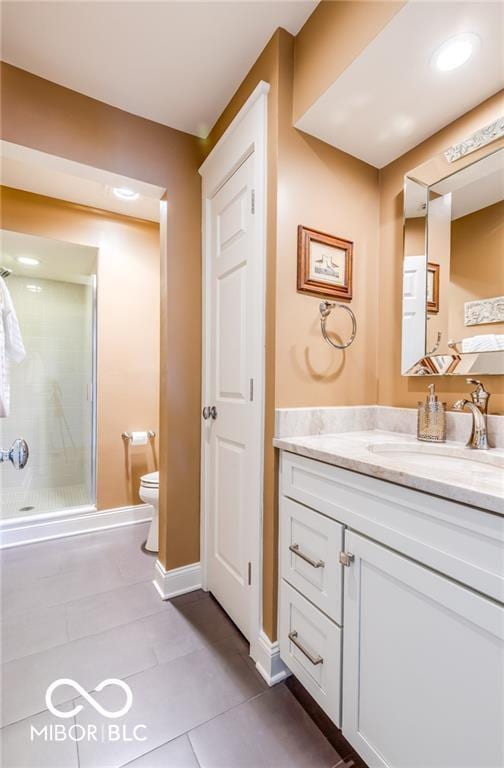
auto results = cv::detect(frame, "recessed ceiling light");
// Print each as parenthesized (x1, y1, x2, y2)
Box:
(113, 187, 139, 201)
(17, 256, 40, 266)
(433, 34, 479, 72)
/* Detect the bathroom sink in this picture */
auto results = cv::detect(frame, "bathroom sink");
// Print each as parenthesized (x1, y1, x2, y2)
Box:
(367, 442, 504, 472)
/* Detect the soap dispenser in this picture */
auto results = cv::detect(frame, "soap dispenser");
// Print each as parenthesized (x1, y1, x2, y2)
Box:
(417, 384, 446, 442)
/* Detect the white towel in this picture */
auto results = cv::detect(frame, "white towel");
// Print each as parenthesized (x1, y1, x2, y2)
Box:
(0, 276, 26, 417)
(461, 334, 504, 353)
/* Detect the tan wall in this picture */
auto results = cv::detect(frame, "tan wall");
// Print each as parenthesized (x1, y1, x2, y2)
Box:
(1, 186, 160, 509)
(378, 90, 504, 413)
(449, 202, 504, 343)
(404, 216, 425, 258)
(1, 62, 203, 570)
(204, 28, 380, 639)
(293, 0, 404, 122)
(277, 38, 379, 409)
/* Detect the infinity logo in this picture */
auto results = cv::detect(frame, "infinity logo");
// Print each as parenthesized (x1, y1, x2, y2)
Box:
(46, 678, 133, 720)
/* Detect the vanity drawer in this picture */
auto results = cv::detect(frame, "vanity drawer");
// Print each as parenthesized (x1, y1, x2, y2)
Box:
(279, 579, 341, 726)
(280, 451, 504, 603)
(280, 496, 343, 624)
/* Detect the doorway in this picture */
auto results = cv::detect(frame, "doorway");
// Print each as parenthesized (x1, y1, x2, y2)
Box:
(0, 141, 165, 546)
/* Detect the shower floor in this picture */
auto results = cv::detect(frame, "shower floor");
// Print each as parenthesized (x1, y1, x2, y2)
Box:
(1, 484, 91, 519)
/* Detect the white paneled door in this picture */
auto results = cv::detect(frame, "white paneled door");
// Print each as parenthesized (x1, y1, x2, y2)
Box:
(203, 152, 262, 640)
(401, 254, 426, 373)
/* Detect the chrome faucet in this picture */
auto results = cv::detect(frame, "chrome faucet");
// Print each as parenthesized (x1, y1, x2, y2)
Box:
(452, 379, 491, 450)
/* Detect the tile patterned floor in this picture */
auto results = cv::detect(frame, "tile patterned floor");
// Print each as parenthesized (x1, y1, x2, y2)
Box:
(0, 522, 351, 768)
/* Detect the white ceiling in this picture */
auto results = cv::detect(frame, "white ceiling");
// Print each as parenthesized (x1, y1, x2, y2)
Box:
(1, 229, 98, 285)
(1, 141, 165, 222)
(1, 1, 315, 138)
(296, 1, 504, 168)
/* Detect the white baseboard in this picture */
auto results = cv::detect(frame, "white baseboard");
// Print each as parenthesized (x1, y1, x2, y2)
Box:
(153, 560, 202, 600)
(252, 629, 291, 686)
(0, 504, 153, 548)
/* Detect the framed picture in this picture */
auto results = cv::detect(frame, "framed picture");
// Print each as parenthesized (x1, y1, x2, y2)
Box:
(297, 225, 353, 300)
(427, 262, 440, 313)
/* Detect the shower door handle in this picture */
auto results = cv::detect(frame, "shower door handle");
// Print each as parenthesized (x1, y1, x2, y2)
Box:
(0, 439, 29, 470)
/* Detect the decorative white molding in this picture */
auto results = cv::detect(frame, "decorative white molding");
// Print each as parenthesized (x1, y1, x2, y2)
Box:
(464, 296, 504, 326)
(153, 560, 202, 600)
(252, 630, 291, 687)
(444, 117, 504, 163)
(198, 81, 270, 181)
(0, 504, 152, 549)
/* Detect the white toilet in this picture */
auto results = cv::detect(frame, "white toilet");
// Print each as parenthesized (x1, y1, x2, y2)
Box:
(139, 471, 159, 553)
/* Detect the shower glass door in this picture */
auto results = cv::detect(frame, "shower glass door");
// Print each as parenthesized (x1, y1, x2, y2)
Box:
(0, 230, 97, 519)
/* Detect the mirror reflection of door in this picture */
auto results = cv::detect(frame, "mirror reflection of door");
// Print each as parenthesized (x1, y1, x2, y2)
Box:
(402, 177, 428, 373)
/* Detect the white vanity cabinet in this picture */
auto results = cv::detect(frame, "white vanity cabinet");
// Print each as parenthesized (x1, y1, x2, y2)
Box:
(343, 530, 504, 768)
(277, 450, 504, 768)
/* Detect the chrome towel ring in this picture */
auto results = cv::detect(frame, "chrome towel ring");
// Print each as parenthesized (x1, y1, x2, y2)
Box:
(319, 300, 357, 350)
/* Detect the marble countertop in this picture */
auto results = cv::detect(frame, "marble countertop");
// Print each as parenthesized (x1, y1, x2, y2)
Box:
(273, 430, 504, 514)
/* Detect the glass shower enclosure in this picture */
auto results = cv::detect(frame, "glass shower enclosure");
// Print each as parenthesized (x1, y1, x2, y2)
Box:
(0, 230, 97, 521)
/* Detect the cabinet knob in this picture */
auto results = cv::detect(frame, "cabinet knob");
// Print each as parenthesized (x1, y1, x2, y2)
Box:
(339, 551, 354, 567)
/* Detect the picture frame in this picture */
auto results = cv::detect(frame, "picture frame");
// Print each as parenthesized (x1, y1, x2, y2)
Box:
(297, 225, 353, 300)
(427, 262, 440, 313)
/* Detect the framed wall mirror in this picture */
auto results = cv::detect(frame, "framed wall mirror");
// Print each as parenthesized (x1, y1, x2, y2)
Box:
(401, 119, 504, 376)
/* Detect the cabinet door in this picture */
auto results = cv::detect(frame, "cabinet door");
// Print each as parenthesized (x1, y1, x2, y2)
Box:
(342, 531, 504, 768)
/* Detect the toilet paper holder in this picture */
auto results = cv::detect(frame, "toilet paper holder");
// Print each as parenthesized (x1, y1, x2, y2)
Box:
(122, 431, 156, 442)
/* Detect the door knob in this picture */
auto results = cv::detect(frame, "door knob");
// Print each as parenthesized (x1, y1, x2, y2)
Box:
(0, 439, 29, 470)
(202, 406, 218, 420)
(209, 406, 217, 420)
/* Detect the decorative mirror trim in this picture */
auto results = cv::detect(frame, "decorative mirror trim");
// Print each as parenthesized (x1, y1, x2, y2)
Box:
(405, 351, 504, 377)
(464, 296, 504, 327)
(444, 117, 504, 163)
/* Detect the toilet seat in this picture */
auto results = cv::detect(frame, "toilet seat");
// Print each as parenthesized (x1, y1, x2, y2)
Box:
(140, 471, 159, 489)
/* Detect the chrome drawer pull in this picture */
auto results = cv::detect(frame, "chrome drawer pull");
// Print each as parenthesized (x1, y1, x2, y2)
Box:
(288, 631, 323, 666)
(289, 543, 325, 569)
